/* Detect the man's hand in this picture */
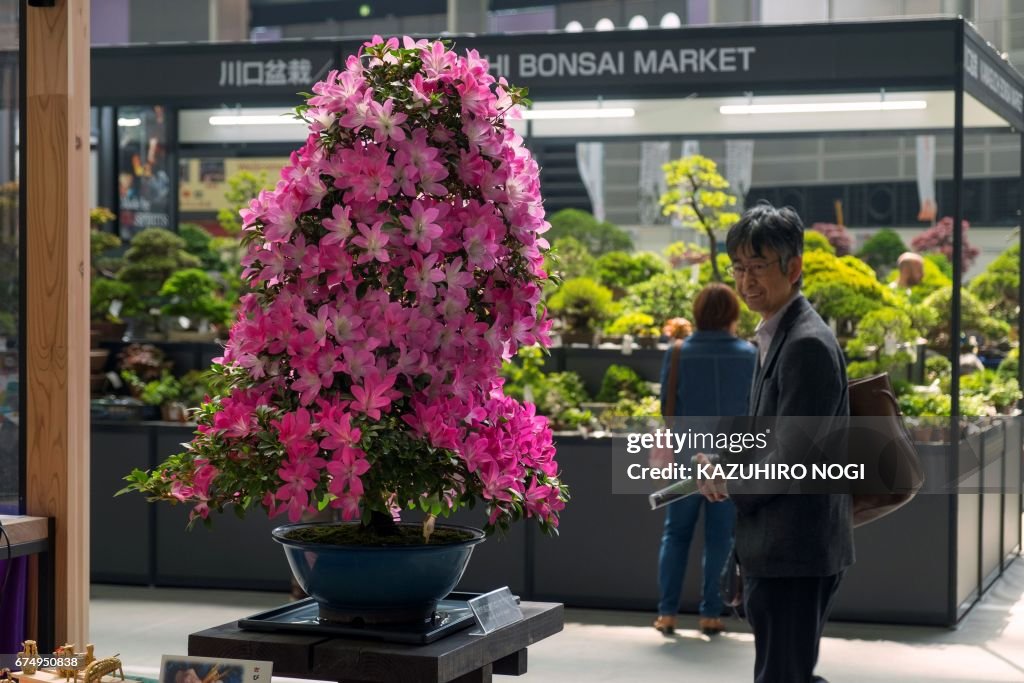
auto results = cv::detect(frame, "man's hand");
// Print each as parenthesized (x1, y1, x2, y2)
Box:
(649, 445, 674, 469)
(694, 452, 729, 502)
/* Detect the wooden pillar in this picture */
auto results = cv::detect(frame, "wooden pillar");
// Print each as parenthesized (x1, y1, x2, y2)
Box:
(25, 0, 90, 646)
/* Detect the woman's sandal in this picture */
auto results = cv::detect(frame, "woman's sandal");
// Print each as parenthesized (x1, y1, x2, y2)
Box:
(653, 615, 676, 634)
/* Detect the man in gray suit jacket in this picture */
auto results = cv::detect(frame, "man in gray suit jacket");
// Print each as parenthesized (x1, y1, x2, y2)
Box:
(697, 202, 854, 683)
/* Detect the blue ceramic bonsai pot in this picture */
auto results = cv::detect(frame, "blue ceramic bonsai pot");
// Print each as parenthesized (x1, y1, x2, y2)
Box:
(272, 521, 486, 624)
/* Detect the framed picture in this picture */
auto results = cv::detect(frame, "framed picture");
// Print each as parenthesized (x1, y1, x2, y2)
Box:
(158, 656, 272, 683)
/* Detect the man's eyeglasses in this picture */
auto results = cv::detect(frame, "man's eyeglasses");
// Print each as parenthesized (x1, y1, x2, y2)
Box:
(727, 259, 783, 278)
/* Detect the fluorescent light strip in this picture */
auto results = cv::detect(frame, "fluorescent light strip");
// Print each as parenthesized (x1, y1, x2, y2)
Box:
(521, 107, 636, 120)
(720, 100, 928, 115)
(209, 115, 306, 126)
(117, 117, 142, 127)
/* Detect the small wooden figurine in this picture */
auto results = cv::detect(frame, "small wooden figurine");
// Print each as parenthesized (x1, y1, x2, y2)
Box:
(18, 641, 39, 675)
(82, 657, 123, 683)
(53, 645, 77, 683)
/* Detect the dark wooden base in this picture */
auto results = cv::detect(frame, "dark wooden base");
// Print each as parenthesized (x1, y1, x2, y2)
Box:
(189, 602, 561, 683)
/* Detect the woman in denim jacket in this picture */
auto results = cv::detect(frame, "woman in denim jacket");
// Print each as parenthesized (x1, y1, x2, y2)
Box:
(654, 283, 756, 636)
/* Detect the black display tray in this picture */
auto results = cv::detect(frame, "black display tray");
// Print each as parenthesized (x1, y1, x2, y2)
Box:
(238, 592, 494, 644)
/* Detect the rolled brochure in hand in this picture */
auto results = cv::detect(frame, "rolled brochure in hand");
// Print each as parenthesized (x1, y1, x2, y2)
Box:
(648, 477, 700, 510)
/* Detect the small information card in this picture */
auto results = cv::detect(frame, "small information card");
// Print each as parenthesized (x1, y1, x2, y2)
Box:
(467, 587, 523, 636)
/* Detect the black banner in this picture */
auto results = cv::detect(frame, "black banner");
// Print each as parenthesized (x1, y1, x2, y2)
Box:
(457, 22, 956, 98)
(90, 19, 1022, 108)
(962, 29, 1024, 130)
(92, 42, 337, 106)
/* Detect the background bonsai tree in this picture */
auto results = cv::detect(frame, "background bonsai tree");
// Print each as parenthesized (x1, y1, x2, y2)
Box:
(804, 230, 836, 254)
(546, 277, 617, 336)
(969, 244, 1019, 325)
(857, 228, 907, 277)
(544, 236, 595, 282)
(90, 228, 123, 279)
(911, 216, 979, 273)
(802, 249, 903, 336)
(123, 37, 568, 538)
(546, 207, 633, 255)
(217, 170, 273, 236)
(621, 269, 701, 328)
(90, 278, 138, 324)
(604, 312, 660, 339)
(178, 223, 224, 272)
(593, 251, 666, 293)
(918, 287, 1010, 353)
(663, 241, 709, 268)
(809, 222, 853, 256)
(117, 227, 201, 320)
(596, 364, 648, 402)
(159, 268, 235, 331)
(659, 154, 740, 282)
(845, 307, 919, 378)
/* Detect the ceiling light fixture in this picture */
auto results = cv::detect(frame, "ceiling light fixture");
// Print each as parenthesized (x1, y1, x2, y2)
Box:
(208, 114, 305, 126)
(117, 117, 142, 127)
(720, 100, 928, 115)
(521, 107, 636, 120)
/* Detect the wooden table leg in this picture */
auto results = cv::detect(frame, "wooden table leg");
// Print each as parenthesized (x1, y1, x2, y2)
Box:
(493, 649, 528, 676)
(449, 662, 492, 683)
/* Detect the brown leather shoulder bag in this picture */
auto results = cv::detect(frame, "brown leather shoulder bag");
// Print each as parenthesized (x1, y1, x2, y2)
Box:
(847, 373, 925, 527)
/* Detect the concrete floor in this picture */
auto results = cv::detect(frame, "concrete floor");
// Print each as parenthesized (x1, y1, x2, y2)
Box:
(90, 559, 1024, 683)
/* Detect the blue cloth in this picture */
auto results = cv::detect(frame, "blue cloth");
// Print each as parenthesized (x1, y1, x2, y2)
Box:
(657, 329, 756, 617)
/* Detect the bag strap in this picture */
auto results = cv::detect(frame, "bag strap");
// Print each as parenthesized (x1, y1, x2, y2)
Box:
(663, 339, 683, 417)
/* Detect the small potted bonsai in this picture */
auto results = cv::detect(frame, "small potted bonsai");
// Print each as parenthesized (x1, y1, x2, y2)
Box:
(116, 227, 201, 339)
(547, 277, 617, 346)
(604, 311, 661, 349)
(121, 369, 185, 422)
(159, 268, 235, 341)
(593, 251, 666, 299)
(90, 221, 132, 342)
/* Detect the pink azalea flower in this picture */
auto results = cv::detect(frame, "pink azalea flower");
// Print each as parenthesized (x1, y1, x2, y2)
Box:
(366, 99, 408, 144)
(326, 446, 370, 491)
(350, 371, 397, 420)
(319, 406, 362, 451)
(420, 41, 454, 77)
(331, 489, 362, 520)
(352, 221, 391, 264)
(322, 204, 353, 245)
(399, 200, 443, 252)
(403, 252, 445, 299)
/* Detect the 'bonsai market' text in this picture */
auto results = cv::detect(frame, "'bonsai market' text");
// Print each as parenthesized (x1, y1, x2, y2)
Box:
(484, 46, 757, 80)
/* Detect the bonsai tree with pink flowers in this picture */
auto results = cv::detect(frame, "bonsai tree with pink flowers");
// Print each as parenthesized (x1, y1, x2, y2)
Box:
(122, 37, 568, 540)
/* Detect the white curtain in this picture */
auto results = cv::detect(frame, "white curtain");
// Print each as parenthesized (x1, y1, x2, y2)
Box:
(639, 141, 671, 225)
(915, 135, 937, 222)
(725, 139, 755, 209)
(576, 142, 605, 221)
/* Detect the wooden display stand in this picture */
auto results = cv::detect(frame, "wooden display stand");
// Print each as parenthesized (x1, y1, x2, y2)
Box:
(189, 602, 564, 683)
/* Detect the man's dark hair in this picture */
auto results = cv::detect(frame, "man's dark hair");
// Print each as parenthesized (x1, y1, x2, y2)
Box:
(726, 202, 805, 279)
